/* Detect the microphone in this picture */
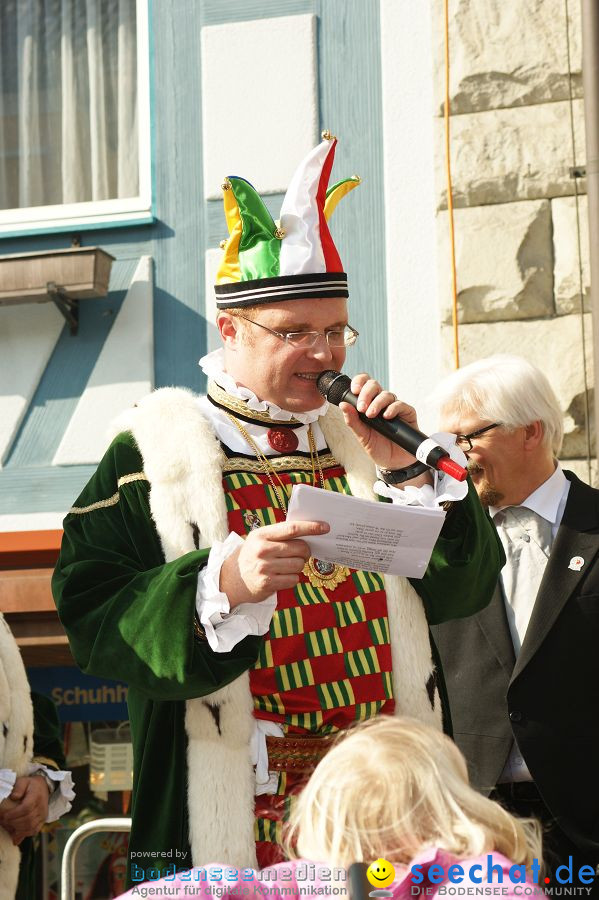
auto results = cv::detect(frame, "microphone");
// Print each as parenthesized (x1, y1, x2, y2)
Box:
(317, 370, 467, 483)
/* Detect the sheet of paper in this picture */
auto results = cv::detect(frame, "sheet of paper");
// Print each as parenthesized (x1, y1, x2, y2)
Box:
(287, 483, 446, 579)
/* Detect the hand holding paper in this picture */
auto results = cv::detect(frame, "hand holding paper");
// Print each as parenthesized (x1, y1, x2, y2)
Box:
(287, 484, 446, 579)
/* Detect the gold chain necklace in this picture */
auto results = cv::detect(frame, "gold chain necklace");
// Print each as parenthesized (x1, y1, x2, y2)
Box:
(223, 411, 349, 591)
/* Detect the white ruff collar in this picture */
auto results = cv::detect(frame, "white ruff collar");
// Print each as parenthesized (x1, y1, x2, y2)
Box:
(199, 349, 328, 425)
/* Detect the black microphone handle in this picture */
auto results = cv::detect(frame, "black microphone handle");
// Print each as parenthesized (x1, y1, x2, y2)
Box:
(316, 371, 468, 482)
(334, 382, 449, 468)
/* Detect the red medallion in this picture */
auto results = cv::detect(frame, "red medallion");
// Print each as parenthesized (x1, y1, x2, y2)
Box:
(266, 428, 299, 453)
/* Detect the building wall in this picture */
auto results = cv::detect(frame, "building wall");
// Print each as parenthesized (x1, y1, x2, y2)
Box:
(1, 0, 596, 533)
(0, 0, 390, 528)
(429, 0, 595, 481)
(380, 0, 442, 417)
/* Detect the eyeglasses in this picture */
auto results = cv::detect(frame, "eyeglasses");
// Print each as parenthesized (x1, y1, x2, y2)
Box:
(235, 314, 359, 349)
(455, 423, 500, 452)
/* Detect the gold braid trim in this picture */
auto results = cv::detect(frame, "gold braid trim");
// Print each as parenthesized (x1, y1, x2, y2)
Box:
(32, 755, 60, 770)
(222, 453, 338, 474)
(69, 472, 148, 515)
(118, 472, 149, 489)
(193, 614, 207, 642)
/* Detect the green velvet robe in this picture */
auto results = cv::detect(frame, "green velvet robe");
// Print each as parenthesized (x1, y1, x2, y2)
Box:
(52, 424, 503, 885)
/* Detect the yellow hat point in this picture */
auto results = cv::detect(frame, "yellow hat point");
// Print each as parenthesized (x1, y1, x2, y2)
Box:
(366, 859, 396, 889)
(219, 239, 227, 249)
(323, 175, 362, 222)
(221, 177, 232, 191)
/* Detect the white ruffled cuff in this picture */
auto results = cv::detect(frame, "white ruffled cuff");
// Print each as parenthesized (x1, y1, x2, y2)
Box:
(27, 764, 75, 821)
(196, 532, 277, 653)
(0, 769, 16, 803)
(375, 433, 468, 507)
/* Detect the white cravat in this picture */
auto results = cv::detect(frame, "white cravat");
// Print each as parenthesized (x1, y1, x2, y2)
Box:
(494, 505, 553, 784)
(495, 506, 553, 654)
(490, 465, 569, 654)
(491, 467, 570, 784)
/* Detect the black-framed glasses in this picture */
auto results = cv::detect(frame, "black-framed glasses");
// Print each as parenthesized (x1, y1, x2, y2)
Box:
(235, 314, 359, 349)
(455, 423, 500, 452)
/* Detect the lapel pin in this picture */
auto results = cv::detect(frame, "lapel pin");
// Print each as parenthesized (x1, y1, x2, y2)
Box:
(568, 556, 585, 571)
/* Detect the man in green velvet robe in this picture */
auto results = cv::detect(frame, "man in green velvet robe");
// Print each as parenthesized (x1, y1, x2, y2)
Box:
(52, 134, 503, 885)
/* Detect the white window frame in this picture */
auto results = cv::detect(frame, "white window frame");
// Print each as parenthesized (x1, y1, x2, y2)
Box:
(0, 0, 152, 238)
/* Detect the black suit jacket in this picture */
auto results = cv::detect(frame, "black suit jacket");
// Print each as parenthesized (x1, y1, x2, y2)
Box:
(431, 471, 599, 856)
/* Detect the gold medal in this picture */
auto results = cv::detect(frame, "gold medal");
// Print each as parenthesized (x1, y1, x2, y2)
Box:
(302, 557, 350, 591)
(243, 511, 262, 531)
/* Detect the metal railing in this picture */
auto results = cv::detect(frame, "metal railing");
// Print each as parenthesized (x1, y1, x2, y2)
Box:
(60, 816, 132, 900)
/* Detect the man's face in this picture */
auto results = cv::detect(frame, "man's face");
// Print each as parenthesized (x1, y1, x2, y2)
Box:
(440, 409, 527, 508)
(221, 297, 349, 413)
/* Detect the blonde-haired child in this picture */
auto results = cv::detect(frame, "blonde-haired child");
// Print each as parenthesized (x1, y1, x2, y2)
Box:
(287, 716, 540, 870)
(117, 717, 542, 899)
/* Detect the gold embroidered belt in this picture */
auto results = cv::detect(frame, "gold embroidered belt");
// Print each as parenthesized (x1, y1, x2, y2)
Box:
(266, 733, 337, 776)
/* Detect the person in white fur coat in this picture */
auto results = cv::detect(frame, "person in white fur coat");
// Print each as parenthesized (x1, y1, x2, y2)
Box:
(0, 615, 74, 899)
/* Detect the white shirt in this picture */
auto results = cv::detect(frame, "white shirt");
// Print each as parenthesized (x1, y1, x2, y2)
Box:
(490, 463, 570, 545)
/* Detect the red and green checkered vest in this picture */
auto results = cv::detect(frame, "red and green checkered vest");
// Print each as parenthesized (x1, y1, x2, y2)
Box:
(224, 458, 396, 865)
(223, 463, 395, 734)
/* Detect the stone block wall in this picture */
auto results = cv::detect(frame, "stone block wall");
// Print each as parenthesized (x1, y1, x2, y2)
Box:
(432, 0, 595, 480)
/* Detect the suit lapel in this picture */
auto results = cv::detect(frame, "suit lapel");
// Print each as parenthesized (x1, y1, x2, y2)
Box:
(474, 584, 516, 676)
(511, 472, 599, 682)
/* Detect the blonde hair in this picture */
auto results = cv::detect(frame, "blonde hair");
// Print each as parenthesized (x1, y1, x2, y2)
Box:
(219, 305, 263, 319)
(285, 717, 542, 869)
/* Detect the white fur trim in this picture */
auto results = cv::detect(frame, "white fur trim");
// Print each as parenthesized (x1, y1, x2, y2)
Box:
(0, 615, 34, 897)
(0, 831, 19, 900)
(184, 677, 257, 867)
(0, 617, 33, 774)
(120, 389, 257, 868)
(119, 393, 441, 868)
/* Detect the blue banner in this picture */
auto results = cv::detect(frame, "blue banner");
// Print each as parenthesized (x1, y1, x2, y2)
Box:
(27, 666, 128, 722)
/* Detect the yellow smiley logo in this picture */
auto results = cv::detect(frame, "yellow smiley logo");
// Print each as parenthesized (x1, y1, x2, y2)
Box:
(366, 858, 396, 888)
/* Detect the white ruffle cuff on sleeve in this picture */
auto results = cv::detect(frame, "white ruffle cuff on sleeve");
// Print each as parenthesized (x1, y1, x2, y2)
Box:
(26, 763, 75, 822)
(196, 531, 277, 653)
(375, 433, 469, 507)
(0, 768, 16, 804)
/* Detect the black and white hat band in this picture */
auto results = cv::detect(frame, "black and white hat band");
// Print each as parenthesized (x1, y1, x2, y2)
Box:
(215, 272, 349, 309)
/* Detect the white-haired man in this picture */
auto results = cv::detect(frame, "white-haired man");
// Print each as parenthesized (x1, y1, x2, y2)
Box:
(431, 354, 599, 890)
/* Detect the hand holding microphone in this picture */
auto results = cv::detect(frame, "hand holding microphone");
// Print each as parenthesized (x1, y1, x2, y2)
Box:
(317, 371, 467, 483)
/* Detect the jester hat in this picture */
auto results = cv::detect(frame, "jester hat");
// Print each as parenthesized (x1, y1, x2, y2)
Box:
(214, 131, 360, 308)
